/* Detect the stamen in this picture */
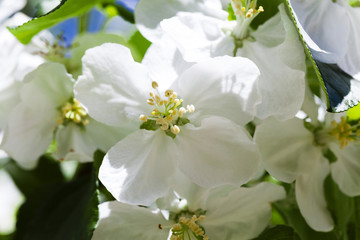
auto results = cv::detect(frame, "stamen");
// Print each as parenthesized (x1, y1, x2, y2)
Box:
(139, 82, 195, 138)
(58, 98, 89, 126)
(330, 117, 360, 149)
(170, 215, 208, 240)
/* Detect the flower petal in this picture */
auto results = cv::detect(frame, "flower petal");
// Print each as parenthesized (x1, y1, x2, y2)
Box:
(92, 201, 168, 240)
(1, 63, 74, 169)
(173, 56, 260, 125)
(296, 153, 334, 232)
(176, 116, 261, 188)
(238, 5, 306, 120)
(141, 36, 194, 91)
(254, 117, 316, 182)
(289, 0, 349, 63)
(202, 182, 285, 240)
(99, 130, 176, 206)
(160, 12, 226, 61)
(329, 142, 360, 196)
(135, 0, 226, 42)
(75, 43, 151, 127)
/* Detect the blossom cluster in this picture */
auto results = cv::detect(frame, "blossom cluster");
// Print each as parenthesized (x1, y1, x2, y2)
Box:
(0, 0, 359, 239)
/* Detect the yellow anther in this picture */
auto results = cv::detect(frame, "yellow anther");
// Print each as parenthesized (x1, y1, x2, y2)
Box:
(59, 98, 89, 126)
(179, 107, 186, 118)
(165, 89, 174, 97)
(172, 223, 182, 231)
(155, 95, 161, 103)
(170, 92, 178, 99)
(147, 99, 155, 105)
(165, 115, 173, 122)
(150, 91, 155, 97)
(258, 6, 264, 12)
(139, 114, 147, 122)
(198, 215, 206, 221)
(187, 104, 195, 113)
(161, 122, 169, 130)
(152, 81, 159, 89)
(171, 125, 180, 134)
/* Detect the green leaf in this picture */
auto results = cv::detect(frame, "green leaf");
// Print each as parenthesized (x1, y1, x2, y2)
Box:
(252, 225, 300, 240)
(8, 0, 113, 44)
(283, 0, 360, 112)
(347, 104, 360, 121)
(127, 31, 152, 62)
(14, 162, 99, 240)
(0, 234, 14, 240)
(4, 155, 65, 197)
(102, 2, 135, 23)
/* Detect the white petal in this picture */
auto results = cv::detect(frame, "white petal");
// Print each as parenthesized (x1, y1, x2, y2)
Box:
(289, 0, 349, 63)
(202, 182, 285, 240)
(160, 12, 226, 61)
(176, 116, 261, 188)
(55, 124, 94, 163)
(296, 154, 334, 232)
(329, 142, 360, 196)
(173, 56, 260, 125)
(75, 43, 151, 127)
(142, 35, 194, 91)
(238, 5, 306, 120)
(135, 0, 226, 42)
(338, 6, 360, 78)
(0, 0, 26, 23)
(254, 117, 317, 182)
(99, 130, 176, 206)
(93, 201, 168, 240)
(1, 63, 74, 169)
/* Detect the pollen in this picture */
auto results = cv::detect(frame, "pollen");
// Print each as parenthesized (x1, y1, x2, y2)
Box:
(330, 117, 360, 149)
(58, 98, 89, 126)
(139, 81, 195, 137)
(170, 215, 208, 240)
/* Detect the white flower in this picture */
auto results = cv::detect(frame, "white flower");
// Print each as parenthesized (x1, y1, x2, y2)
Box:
(135, 0, 227, 43)
(1, 62, 126, 169)
(254, 103, 360, 231)
(92, 182, 285, 240)
(0, 0, 26, 23)
(75, 43, 262, 205)
(0, 13, 44, 128)
(289, 0, 360, 79)
(136, 1, 306, 120)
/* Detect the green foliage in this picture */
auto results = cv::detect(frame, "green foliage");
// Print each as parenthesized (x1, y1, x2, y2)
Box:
(253, 225, 300, 240)
(324, 175, 356, 240)
(127, 31, 152, 62)
(7, 154, 101, 240)
(4, 155, 64, 197)
(273, 184, 337, 240)
(8, 0, 113, 44)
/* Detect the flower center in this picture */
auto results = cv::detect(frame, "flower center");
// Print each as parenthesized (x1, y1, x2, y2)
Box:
(139, 81, 195, 138)
(170, 215, 208, 240)
(57, 98, 89, 127)
(230, 0, 264, 55)
(330, 117, 360, 149)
